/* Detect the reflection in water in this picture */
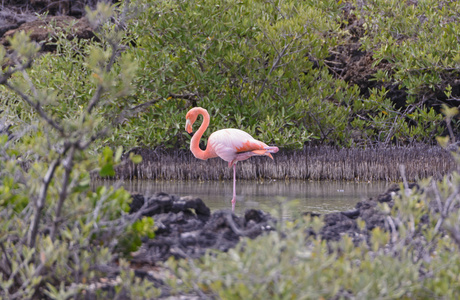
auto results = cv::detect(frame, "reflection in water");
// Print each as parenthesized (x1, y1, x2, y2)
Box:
(96, 179, 389, 216)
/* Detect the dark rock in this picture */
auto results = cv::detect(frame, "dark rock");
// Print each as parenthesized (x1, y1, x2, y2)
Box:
(302, 211, 321, 218)
(320, 212, 362, 242)
(1, 16, 96, 51)
(129, 193, 145, 213)
(128, 183, 422, 265)
(128, 193, 275, 264)
(130, 192, 210, 220)
(0, 8, 37, 37)
(341, 209, 360, 219)
(312, 183, 416, 244)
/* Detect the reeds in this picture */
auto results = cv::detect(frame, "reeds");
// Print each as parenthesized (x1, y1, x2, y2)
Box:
(96, 145, 456, 182)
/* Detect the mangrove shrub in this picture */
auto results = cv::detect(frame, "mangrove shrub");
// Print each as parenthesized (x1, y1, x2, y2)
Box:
(0, 2, 158, 298)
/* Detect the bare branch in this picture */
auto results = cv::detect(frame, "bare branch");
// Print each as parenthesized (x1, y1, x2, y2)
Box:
(51, 145, 76, 241)
(28, 158, 61, 248)
(86, 85, 105, 115)
(123, 96, 162, 115)
(433, 179, 459, 235)
(442, 185, 459, 218)
(399, 164, 410, 196)
(0, 242, 12, 277)
(114, 93, 198, 125)
(0, 57, 34, 85)
(168, 93, 198, 101)
(386, 216, 398, 243)
(86, 0, 133, 116)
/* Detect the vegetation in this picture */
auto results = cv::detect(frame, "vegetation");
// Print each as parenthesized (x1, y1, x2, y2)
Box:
(115, 0, 459, 149)
(3, 0, 460, 151)
(0, 2, 159, 298)
(1, 0, 460, 298)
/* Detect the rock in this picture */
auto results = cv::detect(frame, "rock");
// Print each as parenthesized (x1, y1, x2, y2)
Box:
(320, 212, 362, 242)
(29, 0, 72, 16)
(306, 183, 420, 245)
(1, 15, 96, 51)
(130, 192, 211, 220)
(128, 184, 421, 265)
(128, 193, 276, 264)
(0, 8, 38, 37)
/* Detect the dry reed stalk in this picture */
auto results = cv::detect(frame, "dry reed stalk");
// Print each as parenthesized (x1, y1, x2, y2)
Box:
(92, 145, 456, 182)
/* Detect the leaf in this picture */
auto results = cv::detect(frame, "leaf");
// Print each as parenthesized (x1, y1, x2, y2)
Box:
(436, 136, 449, 149)
(0, 134, 8, 146)
(115, 146, 123, 162)
(441, 104, 459, 119)
(102, 146, 113, 161)
(99, 163, 115, 177)
(129, 153, 143, 164)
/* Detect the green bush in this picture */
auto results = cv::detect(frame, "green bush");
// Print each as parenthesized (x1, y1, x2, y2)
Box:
(2, 0, 458, 149)
(359, 0, 460, 96)
(102, 0, 456, 149)
(0, 2, 159, 298)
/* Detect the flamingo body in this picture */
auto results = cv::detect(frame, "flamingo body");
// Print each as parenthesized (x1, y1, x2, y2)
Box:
(208, 128, 274, 166)
(185, 107, 279, 211)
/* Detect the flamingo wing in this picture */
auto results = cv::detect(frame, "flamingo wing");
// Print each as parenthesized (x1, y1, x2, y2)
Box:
(208, 128, 272, 164)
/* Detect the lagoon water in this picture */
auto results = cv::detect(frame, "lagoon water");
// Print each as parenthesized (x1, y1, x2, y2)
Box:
(96, 180, 389, 216)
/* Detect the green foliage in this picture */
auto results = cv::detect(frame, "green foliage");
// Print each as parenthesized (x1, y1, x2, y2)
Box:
(0, 155, 155, 298)
(117, 0, 357, 148)
(2, 0, 460, 298)
(2, 0, 459, 149)
(98, 146, 123, 177)
(90, 0, 458, 150)
(0, 2, 159, 298)
(129, 152, 143, 164)
(117, 216, 155, 257)
(358, 0, 460, 95)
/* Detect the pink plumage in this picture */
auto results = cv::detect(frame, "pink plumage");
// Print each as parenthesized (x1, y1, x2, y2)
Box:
(185, 107, 279, 211)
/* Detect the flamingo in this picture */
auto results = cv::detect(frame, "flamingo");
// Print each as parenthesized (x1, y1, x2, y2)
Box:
(185, 107, 279, 211)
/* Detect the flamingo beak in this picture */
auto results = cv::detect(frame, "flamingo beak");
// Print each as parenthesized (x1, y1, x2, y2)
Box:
(185, 119, 193, 134)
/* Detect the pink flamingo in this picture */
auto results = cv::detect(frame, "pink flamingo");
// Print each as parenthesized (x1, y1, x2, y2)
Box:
(185, 107, 279, 211)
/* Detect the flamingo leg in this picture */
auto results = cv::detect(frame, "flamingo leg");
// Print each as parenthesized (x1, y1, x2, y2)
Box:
(231, 164, 236, 212)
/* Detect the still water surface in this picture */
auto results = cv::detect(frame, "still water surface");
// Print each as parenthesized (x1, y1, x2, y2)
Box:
(98, 180, 389, 216)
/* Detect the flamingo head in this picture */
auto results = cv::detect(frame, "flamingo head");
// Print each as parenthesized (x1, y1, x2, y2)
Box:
(185, 107, 207, 134)
(185, 115, 195, 134)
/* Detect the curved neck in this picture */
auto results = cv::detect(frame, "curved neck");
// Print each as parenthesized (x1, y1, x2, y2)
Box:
(191, 108, 212, 160)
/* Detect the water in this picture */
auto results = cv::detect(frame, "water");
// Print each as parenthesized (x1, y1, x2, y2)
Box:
(96, 179, 389, 216)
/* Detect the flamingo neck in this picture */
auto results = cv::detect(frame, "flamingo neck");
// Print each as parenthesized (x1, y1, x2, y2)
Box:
(190, 108, 212, 160)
